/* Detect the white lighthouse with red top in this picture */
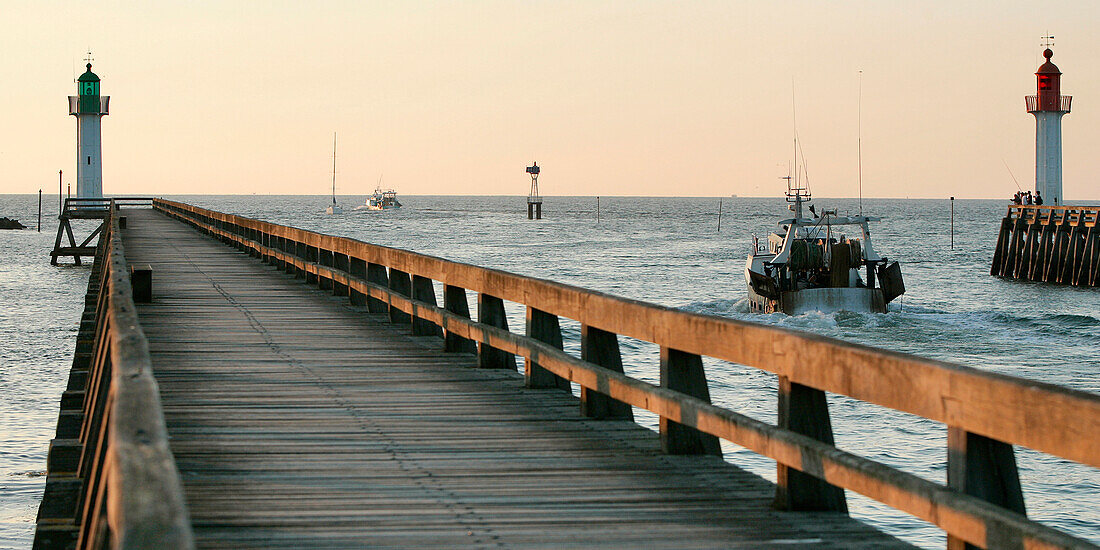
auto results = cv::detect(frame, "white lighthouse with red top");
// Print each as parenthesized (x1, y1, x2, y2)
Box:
(1026, 46, 1071, 205)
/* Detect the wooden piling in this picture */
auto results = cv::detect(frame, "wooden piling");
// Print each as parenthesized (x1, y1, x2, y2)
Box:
(991, 205, 1099, 286)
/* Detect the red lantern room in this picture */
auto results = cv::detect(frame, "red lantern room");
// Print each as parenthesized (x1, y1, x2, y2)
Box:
(1029, 48, 1070, 113)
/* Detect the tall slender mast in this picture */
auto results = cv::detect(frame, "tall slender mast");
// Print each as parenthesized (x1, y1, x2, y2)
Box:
(857, 70, 863, 216)
(331, 132, 337, 205)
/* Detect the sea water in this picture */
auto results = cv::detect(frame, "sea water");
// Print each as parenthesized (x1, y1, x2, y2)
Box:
(1, 194, 1097, 548)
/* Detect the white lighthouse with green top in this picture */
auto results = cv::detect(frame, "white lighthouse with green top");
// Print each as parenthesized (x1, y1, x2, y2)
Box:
(68, 62, 110, 198)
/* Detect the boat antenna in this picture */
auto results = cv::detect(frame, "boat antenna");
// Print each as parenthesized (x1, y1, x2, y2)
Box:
(797, 134, 811, 190)
(792, 78, 799, 190)
(791, 79, 812, 194)
(857, 70, 863, 216)
(331, 132, 338, 205)
(1001, 157, 1023, 192)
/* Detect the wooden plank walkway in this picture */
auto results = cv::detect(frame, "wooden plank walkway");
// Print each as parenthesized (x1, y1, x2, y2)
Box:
(120, 208, 912, 549)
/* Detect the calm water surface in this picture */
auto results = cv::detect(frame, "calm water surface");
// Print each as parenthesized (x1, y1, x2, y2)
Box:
(1, 194, 1097, 548)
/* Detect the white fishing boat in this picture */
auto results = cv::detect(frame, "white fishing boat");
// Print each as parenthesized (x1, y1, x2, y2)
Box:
(357, 178, 402, 211)
(324, 132, 343, 215)
(744, 176, 904, 315)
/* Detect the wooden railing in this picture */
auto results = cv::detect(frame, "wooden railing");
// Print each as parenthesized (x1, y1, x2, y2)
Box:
(37, 200, 193, 549)
(60, 197, 155, 212)
(1007, 204, 1100, 227)
(154, 199, 1099, 550)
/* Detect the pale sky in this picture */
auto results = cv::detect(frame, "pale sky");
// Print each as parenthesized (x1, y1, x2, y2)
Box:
(3, 1, 1098, 198)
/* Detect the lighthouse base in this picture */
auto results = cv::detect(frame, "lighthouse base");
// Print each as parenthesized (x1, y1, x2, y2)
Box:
(527, 198, 543, 220)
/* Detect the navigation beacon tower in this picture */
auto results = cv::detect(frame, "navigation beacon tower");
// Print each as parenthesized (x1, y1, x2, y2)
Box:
(68, 59, 110, 198)
(1027, 44, 1071, 205)
(526, 162, 542, 219)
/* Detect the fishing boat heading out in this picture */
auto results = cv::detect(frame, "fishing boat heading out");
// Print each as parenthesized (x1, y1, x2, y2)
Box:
(361, 186, 401, 211)
(744, 176, 904, 315)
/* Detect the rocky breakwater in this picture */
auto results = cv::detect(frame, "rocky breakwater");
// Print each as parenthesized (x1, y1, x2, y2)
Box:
(0, 217, 27, 229)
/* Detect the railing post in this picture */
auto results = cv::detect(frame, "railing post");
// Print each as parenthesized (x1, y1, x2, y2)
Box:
(525, 307, 570, 390)
(411, 275, 443, 337)
(388, 268, 413, 326)
(261, 232, 272, 264)
(579, 325, 633, 420)
(280, 238, 294, 274)
(305, 246, 320, 285)
(366, 263, 389, 314)
(477, 294, 516, 370)
(294, 242, 307, 279)
(659, 347, 720, 455)
(318, 249, 334, 291)
(333, 253, 350, 297)
(248, 228, 260, 258)
(349, 257, 366, 306)
(443, 285, 477, 354)
(774, 376, 848, 512)
(946, 427, 1025, 550)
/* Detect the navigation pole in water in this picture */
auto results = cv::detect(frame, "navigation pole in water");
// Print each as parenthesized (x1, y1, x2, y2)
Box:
(526, 162, 543, 220)
(1027, 40, 1071, 205)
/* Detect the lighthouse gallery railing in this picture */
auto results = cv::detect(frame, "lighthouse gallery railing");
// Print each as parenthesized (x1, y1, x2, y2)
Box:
(1026, 94, 1073, 113)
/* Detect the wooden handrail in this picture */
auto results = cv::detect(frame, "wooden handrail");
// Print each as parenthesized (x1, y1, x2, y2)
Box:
(74, 201, 194, 549)
(153, 199, 1099, 549)
(1007, 205, 1100, 227)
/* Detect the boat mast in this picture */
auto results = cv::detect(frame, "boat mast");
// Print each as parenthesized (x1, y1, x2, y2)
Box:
(331, 132, 338, 206)
(857, 70, 863, 216)
(788, 83, 810, 221)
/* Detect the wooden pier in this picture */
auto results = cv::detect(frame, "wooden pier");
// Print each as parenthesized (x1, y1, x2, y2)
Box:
(35, 201, 1099, 549)
(50, 197, 153, 265)
(991, 204, 1100, 286)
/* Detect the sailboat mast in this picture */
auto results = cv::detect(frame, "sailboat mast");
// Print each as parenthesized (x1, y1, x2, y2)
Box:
(332, 132, 338, 205)
(857, 71, 863, 216)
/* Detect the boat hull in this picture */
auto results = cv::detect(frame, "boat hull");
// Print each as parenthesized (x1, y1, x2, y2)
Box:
(747, 285, 886, 315)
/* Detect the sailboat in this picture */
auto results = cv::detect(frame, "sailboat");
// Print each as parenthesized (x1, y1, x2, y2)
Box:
(325, 132, 343, 215)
